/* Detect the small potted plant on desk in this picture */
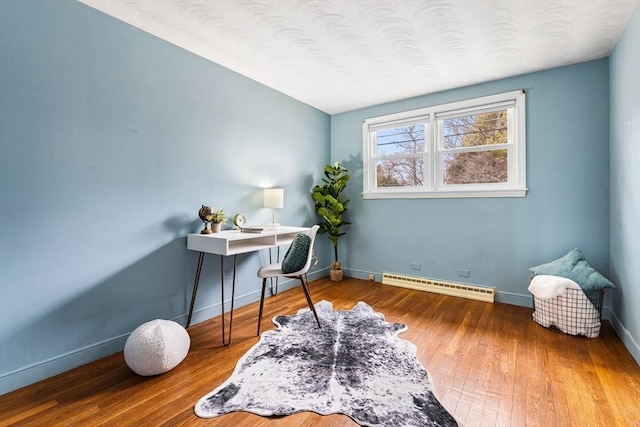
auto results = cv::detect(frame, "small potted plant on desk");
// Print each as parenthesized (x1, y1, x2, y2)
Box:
(211, 209, 227, 233)
(312, 162, 350, 281)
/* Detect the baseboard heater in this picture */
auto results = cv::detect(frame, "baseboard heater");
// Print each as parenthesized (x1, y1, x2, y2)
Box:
(382, 272, 496, 303)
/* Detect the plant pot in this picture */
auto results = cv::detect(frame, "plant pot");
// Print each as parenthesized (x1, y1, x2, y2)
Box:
(330, 262, 342, 282)
(211, 222, 221, 233)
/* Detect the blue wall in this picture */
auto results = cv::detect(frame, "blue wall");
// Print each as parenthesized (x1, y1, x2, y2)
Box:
(610, 4, 640, 363)
(0, 0, 330, 393)
(331, 59, 611, 307)
(2, 0, 637, 395)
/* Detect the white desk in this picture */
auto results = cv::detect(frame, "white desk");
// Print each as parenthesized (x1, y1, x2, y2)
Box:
(186, 226, 309, 345)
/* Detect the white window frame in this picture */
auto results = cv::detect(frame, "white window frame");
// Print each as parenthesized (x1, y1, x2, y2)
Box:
(362, 90, 527, 199)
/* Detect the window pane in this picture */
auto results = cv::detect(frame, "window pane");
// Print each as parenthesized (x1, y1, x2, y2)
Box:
(376, 157, 424, 187)
(376, 124, 425, 156)
(443, 150, 508, 184)
(442, 110, 507, 149)
(362, 90, 525, 198)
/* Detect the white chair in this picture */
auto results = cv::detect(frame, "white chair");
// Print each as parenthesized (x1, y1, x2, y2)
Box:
(257, 225, 321, 335)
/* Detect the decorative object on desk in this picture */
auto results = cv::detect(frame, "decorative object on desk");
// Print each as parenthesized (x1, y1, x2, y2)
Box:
(210, 209, 227, 233)
(240, 227, 263, 233)
(312, 162, 350, 281)
(124, 319, 190, 376)
(263, 188, 284, 226)
(195, 300, 457, 426)
(198, 205, 215, 234)
(233, 213, 247, 229)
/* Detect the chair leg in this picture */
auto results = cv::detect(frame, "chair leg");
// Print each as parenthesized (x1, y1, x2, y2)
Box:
(299, 275, 321, 328)
(257, 277, 268, 336)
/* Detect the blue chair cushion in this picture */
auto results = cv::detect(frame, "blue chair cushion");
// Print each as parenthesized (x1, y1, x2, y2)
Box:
(281, 233, 311, 274)
(529, 248, 615, 292)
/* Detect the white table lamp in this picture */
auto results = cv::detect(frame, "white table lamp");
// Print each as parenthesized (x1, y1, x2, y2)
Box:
(264, 188, 284, 226)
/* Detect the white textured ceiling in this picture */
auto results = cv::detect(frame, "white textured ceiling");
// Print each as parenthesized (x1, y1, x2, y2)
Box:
(78, 0, 638, 114)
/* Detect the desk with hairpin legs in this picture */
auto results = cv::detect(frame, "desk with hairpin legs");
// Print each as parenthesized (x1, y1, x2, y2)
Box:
(186, 226, 309, 346)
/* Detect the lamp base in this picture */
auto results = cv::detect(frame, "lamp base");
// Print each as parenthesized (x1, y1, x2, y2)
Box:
(267, 223, 280, 227)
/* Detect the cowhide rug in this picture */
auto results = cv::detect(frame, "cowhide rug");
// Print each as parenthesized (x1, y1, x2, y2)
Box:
(194, 300, 457, 427)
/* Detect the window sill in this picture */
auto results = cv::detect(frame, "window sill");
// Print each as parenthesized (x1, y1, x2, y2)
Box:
(362, 188, 527, 199)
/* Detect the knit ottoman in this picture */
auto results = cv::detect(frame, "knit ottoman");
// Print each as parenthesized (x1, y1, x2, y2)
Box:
(124, 319, 190, 376)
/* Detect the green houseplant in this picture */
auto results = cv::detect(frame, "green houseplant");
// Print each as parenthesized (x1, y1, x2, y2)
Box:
(211, 209, 227, 223)
(312, 162, 350, 281)
(211, 209, 227, 232)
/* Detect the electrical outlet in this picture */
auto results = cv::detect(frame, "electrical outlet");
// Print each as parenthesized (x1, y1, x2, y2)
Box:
(457, 269, 471, 278)
(368, 274, 375, 281)
(410, 263, 421, 270)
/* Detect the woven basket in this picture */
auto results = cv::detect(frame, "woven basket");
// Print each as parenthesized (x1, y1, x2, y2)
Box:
(532, 288, 604, 338)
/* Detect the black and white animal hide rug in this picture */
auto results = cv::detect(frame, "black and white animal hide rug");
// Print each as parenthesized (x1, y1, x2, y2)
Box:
(194, 300, 457, 427)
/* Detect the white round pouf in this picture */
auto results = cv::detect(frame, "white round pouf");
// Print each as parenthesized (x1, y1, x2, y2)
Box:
(124, 319, 190, 376)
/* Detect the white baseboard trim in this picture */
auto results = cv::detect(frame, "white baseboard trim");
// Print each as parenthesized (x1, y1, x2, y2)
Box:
(608, 309, 640, 365)
(0, 333, 128, 396)
(0, 269, 328, 396)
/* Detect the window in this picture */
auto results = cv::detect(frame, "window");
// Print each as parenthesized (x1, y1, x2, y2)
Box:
(362, 90, 526, 199)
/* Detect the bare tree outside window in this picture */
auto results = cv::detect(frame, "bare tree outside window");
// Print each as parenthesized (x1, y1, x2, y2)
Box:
(376, 124, 425, 187)
(442, 111, 508, 184)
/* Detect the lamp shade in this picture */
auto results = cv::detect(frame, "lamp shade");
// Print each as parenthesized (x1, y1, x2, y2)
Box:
(264, 188, 284, 209)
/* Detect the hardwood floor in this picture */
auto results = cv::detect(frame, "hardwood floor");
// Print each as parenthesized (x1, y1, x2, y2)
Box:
(1, 278, 639, 426)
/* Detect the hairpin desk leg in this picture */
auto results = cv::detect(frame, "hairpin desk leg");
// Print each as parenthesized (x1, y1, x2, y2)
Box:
(269, 246, 281, 296)
(220, 254, 238, 346)
(186, 252, 205, 328)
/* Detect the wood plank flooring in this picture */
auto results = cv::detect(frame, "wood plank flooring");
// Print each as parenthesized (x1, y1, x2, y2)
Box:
(1, 278, 639, 426)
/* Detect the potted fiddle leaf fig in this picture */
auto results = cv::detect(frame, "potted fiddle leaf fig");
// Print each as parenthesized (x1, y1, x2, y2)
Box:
(312, 162, 350, 281)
